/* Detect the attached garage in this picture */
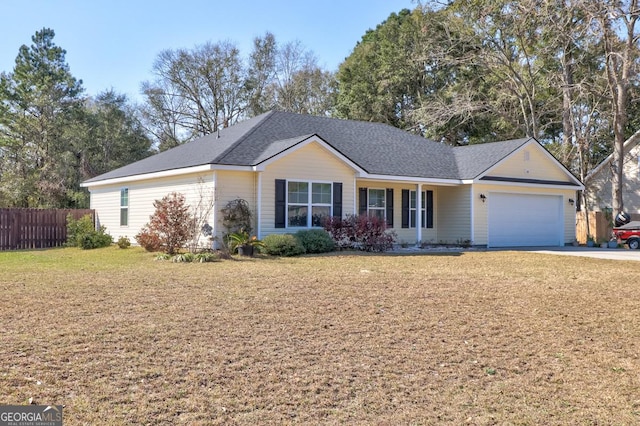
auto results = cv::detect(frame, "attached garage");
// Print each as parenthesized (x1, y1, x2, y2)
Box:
(487, 192, 563, 247)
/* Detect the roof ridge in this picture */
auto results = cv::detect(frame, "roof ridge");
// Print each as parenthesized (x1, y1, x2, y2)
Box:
(214, 111, 276, 164)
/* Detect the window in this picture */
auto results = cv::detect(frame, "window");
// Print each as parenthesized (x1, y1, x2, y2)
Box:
(410, 190, 426, 228)
(401, 189, 433, 229)
(287, 181, 332, 227)
(368, 189, 386, 220)
(120, 188, 129, 226)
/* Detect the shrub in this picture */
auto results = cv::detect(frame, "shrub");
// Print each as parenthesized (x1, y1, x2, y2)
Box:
(221, 198, 253, 238)
(135, 226, 163, 252)
(194, 252, 219, 263)
(79, 230, 113, 249)
(136, 192, 195, 255)
(323, 214, 396, 252)
(66, 214, 113, 249)
(262, 234, 306, 257)
(66, 214, 95, 247)
(117, 236, 131, 249)
(295, 229, 335, 254)
(322, 216, 355, 250)
(172, 252, 195, 263)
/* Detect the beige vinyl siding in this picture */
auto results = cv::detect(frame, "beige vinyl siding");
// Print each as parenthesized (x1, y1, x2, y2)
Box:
(490, 144, 569, 182)
(586, 143, 640, 213)
(471, 184, 577, 245)
(356, 181, 438, 244)
(437, 185, 472, 244)
(89, 172, 215, 245)
(260, 141, 356, 237)
(214, 170, 257, 240)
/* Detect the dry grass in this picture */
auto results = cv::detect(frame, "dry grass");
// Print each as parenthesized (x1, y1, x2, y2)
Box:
(1, 247, 640, 425)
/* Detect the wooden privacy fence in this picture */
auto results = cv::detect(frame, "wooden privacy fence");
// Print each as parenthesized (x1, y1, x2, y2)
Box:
(575, 211, 640, 244)
(0, 208, 94, 251)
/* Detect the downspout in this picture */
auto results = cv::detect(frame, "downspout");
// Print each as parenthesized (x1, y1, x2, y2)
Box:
(416, 183, 422, 246)
(257, 171, 263, 239)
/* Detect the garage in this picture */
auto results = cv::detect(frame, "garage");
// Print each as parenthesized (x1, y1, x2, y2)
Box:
(487, 192, 563, 247)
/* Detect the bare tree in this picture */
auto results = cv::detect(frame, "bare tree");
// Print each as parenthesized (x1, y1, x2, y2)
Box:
(141, 41, 246, 147)
(588, 0, 640, 216)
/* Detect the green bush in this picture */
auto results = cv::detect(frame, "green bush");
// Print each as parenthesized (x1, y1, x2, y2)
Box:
(262, 234, 306, 257)
(117, 236, 131, 249)
(66, 214, 112, 249)
(79, 230, 113, 249)
(295, 229, 335, 254)
(66, 214, 95, 247)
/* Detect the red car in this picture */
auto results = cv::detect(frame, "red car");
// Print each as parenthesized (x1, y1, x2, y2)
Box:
(612, 221, 640, 250)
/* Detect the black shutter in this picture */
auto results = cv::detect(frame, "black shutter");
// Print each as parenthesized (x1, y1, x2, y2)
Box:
(426, 190, 434, 228)
(275, 179, 286, 228)
(401, 189, 410, 228)
(333, 182, 343, 218)
(386, 188, 394, 227)
(359, 188, 367, 216)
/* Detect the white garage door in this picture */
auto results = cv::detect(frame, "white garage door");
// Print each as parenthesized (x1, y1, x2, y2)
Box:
(487, 193, 563, 247)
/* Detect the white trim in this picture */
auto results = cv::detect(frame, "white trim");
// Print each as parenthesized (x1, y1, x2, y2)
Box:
(211, 171, 218, 249)
(470, 185, 475, 246)
(119, 187, 129, 227)
(284, 179, 334, 229)
(415, 184, 422, 245)
(359, 174, 463, 186)
(254, 135, 367, 175)
(353, 176, 357, 215)
(366, 187, 387, 220)
(82, 164, 216, 188)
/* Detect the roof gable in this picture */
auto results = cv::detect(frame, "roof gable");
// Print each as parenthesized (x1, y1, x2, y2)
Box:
(585, 131, 640, 182)
(453, 137, 582, 188)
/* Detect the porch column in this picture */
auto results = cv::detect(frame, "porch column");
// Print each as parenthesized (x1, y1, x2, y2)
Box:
(416, 183, 422, 246)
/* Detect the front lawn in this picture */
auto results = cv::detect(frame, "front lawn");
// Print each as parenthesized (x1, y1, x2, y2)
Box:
(1, 247, 639, 424)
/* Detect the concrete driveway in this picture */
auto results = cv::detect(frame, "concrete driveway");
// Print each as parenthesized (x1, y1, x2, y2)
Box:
(510, 246, 640, 262)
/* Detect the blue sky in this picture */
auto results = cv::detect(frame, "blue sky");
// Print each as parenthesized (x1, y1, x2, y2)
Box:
(1, 0, 416, 102)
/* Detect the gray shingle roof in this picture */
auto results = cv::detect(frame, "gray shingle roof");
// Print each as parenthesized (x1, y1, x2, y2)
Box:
(83, 111, 543, 183)
(453, 137, 531, 180)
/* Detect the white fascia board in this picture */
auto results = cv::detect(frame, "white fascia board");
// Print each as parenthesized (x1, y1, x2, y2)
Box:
(213, 164, 254, 171)
(253, 135, 367, 174)
(81, 164, 216, 188)
(81, 164, 256, 188)
(358, 174, 463, 186)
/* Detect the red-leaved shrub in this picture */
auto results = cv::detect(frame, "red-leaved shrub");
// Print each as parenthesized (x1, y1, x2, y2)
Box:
(135, 192, 195, 254)
(323, 214, 396, 252)
(135, 225, 163, 252)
